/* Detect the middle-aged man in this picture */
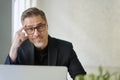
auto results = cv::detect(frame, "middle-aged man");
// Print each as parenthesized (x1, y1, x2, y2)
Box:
(5, 7, 86, 80)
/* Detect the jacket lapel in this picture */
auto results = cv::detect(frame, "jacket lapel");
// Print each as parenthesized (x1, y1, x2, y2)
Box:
(23, 40, 34, 65)
(48, 36, 58, 65)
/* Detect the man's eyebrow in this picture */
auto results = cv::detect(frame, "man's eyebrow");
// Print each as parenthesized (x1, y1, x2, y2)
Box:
(26, 25, 33, 28)
(36, 23, 45, 25)
(26, 22, 45, 28)
(36, 23, 41, 26)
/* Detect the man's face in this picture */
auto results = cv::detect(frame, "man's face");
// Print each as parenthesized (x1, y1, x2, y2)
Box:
(23, 15, 48, 49)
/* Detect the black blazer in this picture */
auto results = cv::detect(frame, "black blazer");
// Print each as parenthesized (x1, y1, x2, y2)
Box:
(5, 36, 86, 79)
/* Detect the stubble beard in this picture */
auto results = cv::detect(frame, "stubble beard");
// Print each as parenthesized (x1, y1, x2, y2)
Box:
(34, 42, 44, 48)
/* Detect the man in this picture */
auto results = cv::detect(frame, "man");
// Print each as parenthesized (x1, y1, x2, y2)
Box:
(5, 7, 86, 80)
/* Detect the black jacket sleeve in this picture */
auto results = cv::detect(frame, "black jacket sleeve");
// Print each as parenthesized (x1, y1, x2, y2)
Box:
(5, 55, 19, 64)
(68, 48, 86, 79)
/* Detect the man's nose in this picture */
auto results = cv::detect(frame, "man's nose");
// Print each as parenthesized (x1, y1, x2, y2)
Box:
(33, 29, 39, 36)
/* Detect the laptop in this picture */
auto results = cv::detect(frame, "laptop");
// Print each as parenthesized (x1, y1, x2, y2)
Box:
(0, 65, 67, 80)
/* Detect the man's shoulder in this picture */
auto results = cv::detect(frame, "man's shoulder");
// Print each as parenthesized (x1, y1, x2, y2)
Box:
(56, 38, 72, 45)
(50, 36, 73, 48)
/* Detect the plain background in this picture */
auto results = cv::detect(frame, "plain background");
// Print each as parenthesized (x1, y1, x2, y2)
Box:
(0, 0, 12, 64)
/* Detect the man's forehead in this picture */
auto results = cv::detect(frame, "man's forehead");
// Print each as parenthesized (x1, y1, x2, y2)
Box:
(26, 23, 41, 27)
(26, 22, 46, 28)
(24, 15, 45, 23)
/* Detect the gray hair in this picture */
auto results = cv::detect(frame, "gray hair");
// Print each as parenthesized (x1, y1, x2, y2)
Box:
(21, 7, 47, 24)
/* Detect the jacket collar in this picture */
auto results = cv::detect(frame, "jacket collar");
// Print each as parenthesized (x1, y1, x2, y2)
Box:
(22, 39, 34, 65)
(48, 35, 58, 65)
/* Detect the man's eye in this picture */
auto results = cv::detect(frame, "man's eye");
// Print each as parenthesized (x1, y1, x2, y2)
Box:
(38, 24, 45, 28)
(31, 28, 34, 30)
(37, 25, 42, 28)
(26, 28, 34, 31)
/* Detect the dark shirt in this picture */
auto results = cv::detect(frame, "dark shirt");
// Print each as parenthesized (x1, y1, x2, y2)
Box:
(34, 46, 48, 65)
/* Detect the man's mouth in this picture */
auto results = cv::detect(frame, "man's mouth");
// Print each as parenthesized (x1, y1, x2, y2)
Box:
(33, 37, 42, 42)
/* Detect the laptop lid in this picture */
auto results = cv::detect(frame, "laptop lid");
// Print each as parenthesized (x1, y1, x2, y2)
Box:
(0, 65, 67, 80)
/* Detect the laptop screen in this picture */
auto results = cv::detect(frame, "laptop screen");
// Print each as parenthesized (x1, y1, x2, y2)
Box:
(0, 65, 67, 80)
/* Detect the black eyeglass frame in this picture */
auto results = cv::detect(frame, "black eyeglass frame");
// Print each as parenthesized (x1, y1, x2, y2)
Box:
(24, 23, 46, 35)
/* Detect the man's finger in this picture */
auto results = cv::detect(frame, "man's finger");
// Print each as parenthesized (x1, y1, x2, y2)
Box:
(18, 25, 26, 32)
(24, 31, 28, 36)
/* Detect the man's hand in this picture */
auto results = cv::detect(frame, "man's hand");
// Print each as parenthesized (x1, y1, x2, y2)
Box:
(9, 25, 28, 62)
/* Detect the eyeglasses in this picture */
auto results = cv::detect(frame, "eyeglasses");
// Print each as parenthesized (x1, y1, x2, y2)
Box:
(25, 23, 46, 35)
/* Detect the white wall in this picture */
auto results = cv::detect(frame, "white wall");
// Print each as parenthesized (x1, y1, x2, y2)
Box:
(0, 0, 12, 64)
(37, 0, 120, 68)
